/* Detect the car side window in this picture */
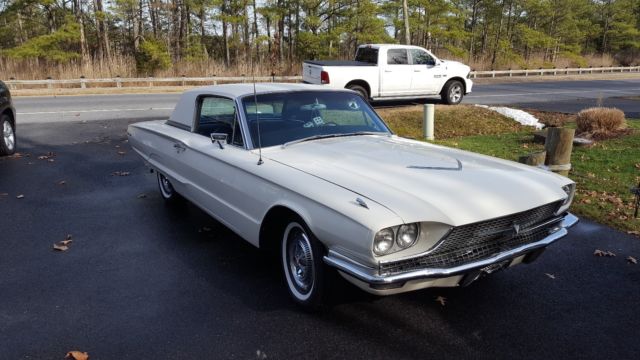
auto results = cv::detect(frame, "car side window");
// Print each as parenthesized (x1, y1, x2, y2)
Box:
(411, 49, 435, 66)
(197, 97, 244, 147)
(387, 49, 409, 65)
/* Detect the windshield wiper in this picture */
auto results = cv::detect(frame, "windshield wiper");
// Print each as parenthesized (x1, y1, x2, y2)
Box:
(281, 131, 383, 148)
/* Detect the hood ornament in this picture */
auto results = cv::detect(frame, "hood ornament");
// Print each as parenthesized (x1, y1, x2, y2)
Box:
(355, 197, 369, 209)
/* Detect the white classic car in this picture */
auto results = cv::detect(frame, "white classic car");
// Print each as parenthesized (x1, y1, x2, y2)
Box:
(128, 83, 578, 307)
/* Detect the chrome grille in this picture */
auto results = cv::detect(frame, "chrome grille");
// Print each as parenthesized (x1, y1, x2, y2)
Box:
(379, 201, 562, 275)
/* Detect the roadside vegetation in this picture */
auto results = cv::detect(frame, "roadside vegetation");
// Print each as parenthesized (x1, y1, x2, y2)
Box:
(377, 104, 640, 235)
(0, 1, 638, 80)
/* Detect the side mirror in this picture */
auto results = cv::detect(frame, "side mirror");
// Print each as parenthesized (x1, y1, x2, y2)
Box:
(210, 133, 228, 149)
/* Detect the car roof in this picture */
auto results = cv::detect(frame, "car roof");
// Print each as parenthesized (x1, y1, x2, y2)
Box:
(168, 83, 355, 128)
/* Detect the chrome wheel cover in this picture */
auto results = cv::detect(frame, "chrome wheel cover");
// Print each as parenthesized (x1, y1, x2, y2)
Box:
(449, 84, 462, 103)
(158, 174, 174, 198)
(3, 120, 14, 151)
(283, 223, 315, 299)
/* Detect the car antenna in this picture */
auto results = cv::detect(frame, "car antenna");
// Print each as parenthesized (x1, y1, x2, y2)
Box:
(252, 64, 263, 165)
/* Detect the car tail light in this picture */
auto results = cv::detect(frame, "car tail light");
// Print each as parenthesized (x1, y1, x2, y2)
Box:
(320, 71, 330, 84)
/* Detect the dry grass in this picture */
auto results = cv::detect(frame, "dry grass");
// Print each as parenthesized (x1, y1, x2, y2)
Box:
(376, 105, 527, 140)
(0, 52, 623, 80)
(576, 107, 628, 140)
(0, 56, 299, 80)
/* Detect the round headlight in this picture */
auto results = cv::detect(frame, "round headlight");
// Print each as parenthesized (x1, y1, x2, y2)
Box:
(562, 184, 575, 205)
(373, 228, 394, 255)
(397, 223, 419, 248)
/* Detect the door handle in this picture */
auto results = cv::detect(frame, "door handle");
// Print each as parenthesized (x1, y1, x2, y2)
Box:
(173, 142, 186, 152)
(384, 70, 392, 73)
(413, 70, 422, 72)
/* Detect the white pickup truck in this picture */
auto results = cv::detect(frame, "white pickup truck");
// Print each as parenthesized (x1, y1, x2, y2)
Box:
(302, 44, 473, 104)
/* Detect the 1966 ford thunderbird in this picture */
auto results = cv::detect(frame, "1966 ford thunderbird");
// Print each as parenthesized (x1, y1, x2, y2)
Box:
(128, 83, 578, 307)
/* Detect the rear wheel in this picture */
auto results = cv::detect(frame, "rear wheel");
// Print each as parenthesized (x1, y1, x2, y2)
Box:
(441, 80, 464, 105)
(0, 115, 16, 156)
(346, 84, 369, 101)
(281, 220, 325, 308)
(157, 172, 183, 204)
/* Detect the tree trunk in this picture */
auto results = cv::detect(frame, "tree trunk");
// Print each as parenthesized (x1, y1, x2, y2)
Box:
(74, 0, 90, 65)
(94, 0, 111, 61)
(402, 0, 411, 45)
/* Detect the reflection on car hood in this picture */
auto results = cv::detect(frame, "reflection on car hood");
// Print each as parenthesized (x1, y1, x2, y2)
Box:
(263, 135, 569, 226)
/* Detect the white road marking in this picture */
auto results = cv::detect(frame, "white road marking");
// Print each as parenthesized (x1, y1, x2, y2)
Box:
(467, 88, 640, 98)
(17, 107, 173, 115)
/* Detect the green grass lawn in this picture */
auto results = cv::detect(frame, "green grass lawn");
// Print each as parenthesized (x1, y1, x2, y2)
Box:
(377, 105, 640, 235)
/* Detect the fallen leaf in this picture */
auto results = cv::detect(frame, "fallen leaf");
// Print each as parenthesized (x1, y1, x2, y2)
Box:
(115, 145, 120, 148)
(57, 180, 67, 185)
(117, 151, 126, 156)
(594, 249, 616, 257)
(628, 231, 640, 236)
(65, 351, 89, 360)
(137, 193, 147, 199)
(627, 256, 638, 264)
(47, 158, 55, 162)
(545, 273, 556, 279)
(111, 171, 130, 176)
(16, 194, 24, 199)
(435, 296, 447, 306)
(53, 243, 69, 251)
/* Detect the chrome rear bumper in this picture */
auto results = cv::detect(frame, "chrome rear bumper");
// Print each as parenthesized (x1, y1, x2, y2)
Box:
(323, 213, 578, 289)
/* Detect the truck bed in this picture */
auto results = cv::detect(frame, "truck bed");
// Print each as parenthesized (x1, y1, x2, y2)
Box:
(303, 60, 375, 67)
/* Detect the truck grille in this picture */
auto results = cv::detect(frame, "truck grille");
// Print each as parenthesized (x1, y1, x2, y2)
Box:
(379, 201, 563, 275)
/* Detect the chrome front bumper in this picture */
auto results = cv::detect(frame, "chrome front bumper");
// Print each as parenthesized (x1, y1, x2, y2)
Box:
(323, 213, 578, 290)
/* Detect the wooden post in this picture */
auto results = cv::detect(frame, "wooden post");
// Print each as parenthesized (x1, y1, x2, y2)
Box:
(518, 151, 546, 166)
(545, 128, 575, 177)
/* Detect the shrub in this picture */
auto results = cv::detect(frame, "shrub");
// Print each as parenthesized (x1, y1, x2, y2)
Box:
(135, 39, 171, 76)
(576, 107, 627, 139)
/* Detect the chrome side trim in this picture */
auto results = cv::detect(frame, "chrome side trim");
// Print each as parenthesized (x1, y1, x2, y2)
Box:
(323, 212, 578, 286)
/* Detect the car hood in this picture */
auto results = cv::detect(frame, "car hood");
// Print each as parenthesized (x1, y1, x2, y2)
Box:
(263, 135, 570, 226)
(441, 60, 470, 72)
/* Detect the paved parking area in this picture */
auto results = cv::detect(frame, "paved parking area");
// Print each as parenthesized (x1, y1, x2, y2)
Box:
(1, 119, 639, 359)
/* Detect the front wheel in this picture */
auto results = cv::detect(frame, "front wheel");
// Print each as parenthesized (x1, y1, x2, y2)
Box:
(441, 80, 464, 105)
(0, 115, 16, 156)
(281, 221, 325, 308)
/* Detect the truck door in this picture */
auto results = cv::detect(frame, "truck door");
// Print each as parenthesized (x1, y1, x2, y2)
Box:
(409, 49, 442, 94)
(380, 49, 413, 96)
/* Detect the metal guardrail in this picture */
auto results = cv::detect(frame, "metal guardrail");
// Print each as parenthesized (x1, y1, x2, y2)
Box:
(4, 66, 640, 90)
(470, 66, 640, 78)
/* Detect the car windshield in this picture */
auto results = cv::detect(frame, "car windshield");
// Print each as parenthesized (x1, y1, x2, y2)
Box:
(241, 91, 391, 148)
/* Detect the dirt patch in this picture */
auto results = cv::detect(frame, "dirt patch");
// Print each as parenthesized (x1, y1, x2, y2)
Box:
(523, 109, 576, 127)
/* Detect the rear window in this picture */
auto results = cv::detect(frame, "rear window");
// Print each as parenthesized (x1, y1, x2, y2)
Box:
(355, 47, 379, 64)
(387, 49, 409, 65)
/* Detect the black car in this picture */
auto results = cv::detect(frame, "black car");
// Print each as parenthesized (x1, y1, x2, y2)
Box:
(0, 80, 16, 155)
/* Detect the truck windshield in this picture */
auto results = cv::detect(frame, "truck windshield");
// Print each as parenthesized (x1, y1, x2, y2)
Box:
(355, 47, 379, 64)
(242, 91, 391, 148)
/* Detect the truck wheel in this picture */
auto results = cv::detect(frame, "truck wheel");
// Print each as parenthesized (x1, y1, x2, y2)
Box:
(441, 80, 464, 105)
(346, 84, 369, 101)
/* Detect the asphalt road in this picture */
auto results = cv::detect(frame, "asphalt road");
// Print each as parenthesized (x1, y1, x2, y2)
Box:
(11, 78, 640, 125)
(1, 117, 639, 359)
